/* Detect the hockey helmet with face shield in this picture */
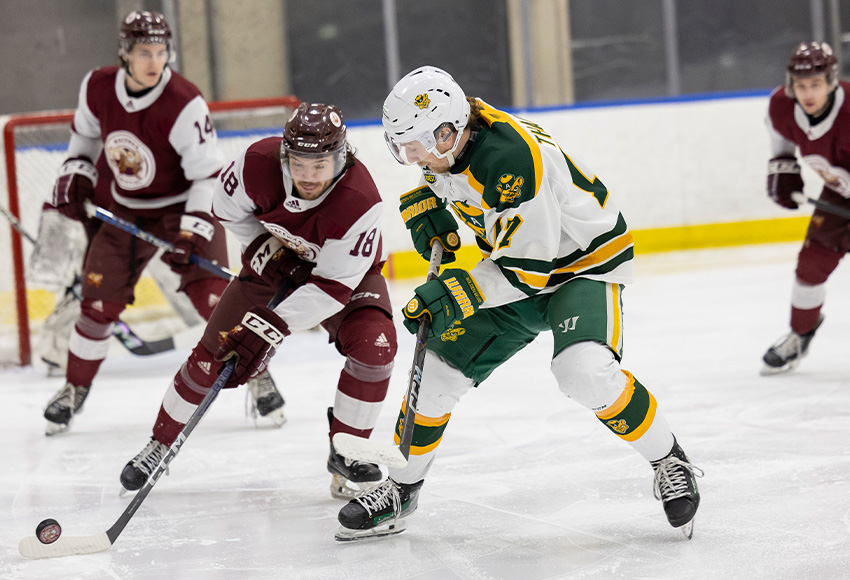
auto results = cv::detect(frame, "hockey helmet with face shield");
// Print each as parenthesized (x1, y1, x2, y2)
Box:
(382, 66, 470, 166)
(784, 41, 839, 98)
(118, 10, 175, 63)
(280, 103, 348, 181)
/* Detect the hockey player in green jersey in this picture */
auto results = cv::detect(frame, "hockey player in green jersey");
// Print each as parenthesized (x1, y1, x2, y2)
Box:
(337, 66, 702, 540)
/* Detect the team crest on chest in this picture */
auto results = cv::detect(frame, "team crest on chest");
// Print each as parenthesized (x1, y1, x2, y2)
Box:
(262, 222, 320, 262)
(104, 130, 156, 190)
(802, 154, 850, 197)
(414, 94, 430, 110)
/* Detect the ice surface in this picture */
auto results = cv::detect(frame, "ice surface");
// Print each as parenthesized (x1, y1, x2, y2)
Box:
(2, 243, 849, 580)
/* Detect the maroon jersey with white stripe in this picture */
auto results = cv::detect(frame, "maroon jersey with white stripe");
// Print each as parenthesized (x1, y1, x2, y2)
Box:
(767, 82, 850, 197)
(213, 137, 386, 332)
(71, 66, 224, 209)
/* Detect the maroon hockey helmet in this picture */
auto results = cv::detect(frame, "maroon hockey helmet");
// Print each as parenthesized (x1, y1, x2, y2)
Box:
(119, 10, 173, 59)
(281, 103, 348, 177)
(784, 42, 839, 97)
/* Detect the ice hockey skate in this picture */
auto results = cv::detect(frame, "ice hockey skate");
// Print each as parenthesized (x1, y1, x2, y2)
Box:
(120, 436, 170, 492)
(245, 370, 286, 427)
(651, 437, 703, 539)
(43, 382, 90, 436)
(327, 408, 383, 499)
(761, 315, 823, 375)
(335, 478, 424, 541)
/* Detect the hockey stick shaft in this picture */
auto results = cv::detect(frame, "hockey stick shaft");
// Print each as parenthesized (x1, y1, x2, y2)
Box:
(397, 243, 444, 458)
(19, 281, 292, 559)
(332, 243, 443, 468)
(105, 280, 291, 544)
(84, 201, 237, 280)
(791, 192, 850, 220)
(0, 203, 37, 244)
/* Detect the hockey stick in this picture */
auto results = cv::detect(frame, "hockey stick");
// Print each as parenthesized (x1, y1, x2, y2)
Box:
(791, 192, 850, 220)
(0, 203, 37, 244)
(18, 281, 292, 559)
(332, 243, 444, 469)
(0, 205, 178, 357)
(84, 201, 237, 280)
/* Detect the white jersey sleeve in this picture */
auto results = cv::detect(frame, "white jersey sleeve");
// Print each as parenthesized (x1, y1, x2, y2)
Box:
(170, 95, 226, 211)
(211, 150, 267, 249)
(67, 70, 103, 162)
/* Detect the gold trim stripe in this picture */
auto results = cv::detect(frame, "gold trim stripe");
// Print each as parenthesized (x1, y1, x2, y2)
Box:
(596, 370, 636, 420)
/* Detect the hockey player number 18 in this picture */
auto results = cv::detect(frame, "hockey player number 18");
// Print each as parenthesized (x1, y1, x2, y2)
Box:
(350, 228, 377, 257)
(220, 160, 239, 196)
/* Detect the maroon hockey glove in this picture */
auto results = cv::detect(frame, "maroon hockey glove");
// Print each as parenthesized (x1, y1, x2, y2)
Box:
(767, 156, 803, 210)
(242, 233, 313, 287)
(215, 306, 290, 386)
(52, 157, 97, 222)
(161, 212, 217, 275)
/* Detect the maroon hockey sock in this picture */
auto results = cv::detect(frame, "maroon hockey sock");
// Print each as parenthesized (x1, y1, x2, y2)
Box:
(790, 306, 821, 336)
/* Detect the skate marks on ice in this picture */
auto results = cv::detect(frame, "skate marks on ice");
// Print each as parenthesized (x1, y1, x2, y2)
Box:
(3, 245, 850, 579)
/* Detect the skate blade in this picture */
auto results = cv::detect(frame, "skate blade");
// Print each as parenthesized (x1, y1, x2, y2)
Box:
(329, 474, 378, 500)
(759, 361, 799, 376)
(680, 519, 694, 540)
(334, 519, 407, 542)
(257, 408, 286, 428)
(44, 420, 70, 436)
(118, 486, 138, 498)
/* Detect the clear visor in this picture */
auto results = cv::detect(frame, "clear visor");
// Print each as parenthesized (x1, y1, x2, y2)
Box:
(384, 130, 439, 165)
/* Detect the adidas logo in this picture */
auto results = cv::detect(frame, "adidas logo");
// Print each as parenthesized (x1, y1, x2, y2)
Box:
(198, 361, 211, 374)
(374, 333, 390, 348)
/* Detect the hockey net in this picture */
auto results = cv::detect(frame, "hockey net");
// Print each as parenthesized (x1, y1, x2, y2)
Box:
(0, 96, 300, 367)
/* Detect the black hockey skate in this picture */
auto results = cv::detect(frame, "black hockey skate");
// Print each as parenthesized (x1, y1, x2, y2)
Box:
(246, 370, 286, 427)
(43, 382, 90, 436)
(120, 436, 170, 492)
(651, 437, 703, 539)
(335, 478, 424, 541)
(327, 408, 383, 499)
(761, 315, 823, 375)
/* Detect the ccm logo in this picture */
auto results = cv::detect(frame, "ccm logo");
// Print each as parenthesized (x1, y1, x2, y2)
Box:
(242, 312, 285, 347)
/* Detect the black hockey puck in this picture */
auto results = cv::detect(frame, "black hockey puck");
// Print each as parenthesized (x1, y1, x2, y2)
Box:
(36, 518, 61, 544)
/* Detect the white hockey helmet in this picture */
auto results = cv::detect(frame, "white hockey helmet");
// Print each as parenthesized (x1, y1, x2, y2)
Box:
(382, 66, 470, 165)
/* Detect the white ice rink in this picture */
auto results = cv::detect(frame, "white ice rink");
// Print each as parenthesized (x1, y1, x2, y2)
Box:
(2, 243, 849, 580)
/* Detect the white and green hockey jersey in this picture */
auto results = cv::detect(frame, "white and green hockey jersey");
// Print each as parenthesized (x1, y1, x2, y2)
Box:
(411, 99, 634, 309)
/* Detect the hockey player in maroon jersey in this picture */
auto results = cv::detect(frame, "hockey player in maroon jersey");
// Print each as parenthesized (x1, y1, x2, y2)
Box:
(41, 11, 283, 434)
(762, 42, 850, 374)
(119, 103, 398, 499)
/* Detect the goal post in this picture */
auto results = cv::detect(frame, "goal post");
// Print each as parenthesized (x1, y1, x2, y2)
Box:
(1, 96, 300, 367)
